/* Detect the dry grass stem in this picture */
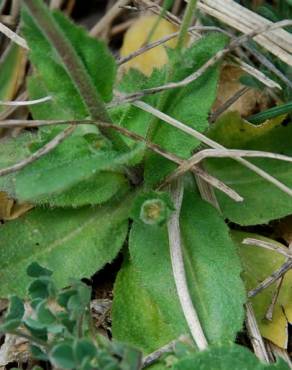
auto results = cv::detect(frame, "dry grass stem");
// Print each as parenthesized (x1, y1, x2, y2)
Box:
(210, 87, 250, 123)
(0, 125, 75, 177)
(90, 0, 130, 37)
(142, 339, 178, 368)
(160, 149, 292, 188)
(118, 25, 228, 66)
(0, 22, 28, 49)
(232, 57, 282, 90)
(133, 101, 292, 197)
(114, 20, 289, 105)
(0, 118, 241, 202)
(248, 258, 292, 298)
(197, 0, 292, 65)
(245, 302, 270, 363)
(243, 238, 292, 259)
(0, 96, 52, 107)
(168, 180, 208, 349)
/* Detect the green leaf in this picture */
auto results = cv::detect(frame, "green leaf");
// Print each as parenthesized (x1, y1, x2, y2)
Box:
(51, 343, 75, 369)
(0, 132, 141, 206)
(22, 0, 110, 121)
(173, 344, 289, 370)
(31, 345, 49, 361)
(73, 339, 97, 365)
(113, 187, 245, 352)
(36, 300, 56, 325)
(0, 195, 131, 297)
(0, 43, 26, 112)
(205, 112, 292, 225)
(112, 33, 227, 185)
(112, 258, 178, 354)
(27, 262, 53, 277)
(0, 295, 24, 331)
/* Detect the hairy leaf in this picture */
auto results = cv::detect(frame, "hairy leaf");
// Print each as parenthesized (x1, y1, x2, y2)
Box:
(113, 187, 245, 352)
(112, 258, 179, 355)
(173, 344, 289, 370)
(0, 131, 141, 206)
(112, 33, 227, 185)
(0, 195, 132, 297)
(205, 112, 292, 225)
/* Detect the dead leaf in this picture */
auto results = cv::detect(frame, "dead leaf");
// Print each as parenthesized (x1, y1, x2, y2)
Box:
(213, 65, 269, 118)
(120, 15, 179, 76)
(0, 192, 33, 221)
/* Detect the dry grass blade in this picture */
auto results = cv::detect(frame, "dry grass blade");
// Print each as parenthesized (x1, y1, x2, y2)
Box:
(90, 0, 130, 37)
(248, 258, 292, 298)
(243, 238, 292, 259)
(160, 149, 292, 188)
(113, 21, 287, 104)
(133, 101, 292, 197)
(245, 302, 270, 363)
(0, 125, 75, 177)
(0, 118, 242, 202)
(168, 179, 208, 350)
(197, 0, 292, 65)
(0, 22, 29, 49)
(0, 96, 52, 106)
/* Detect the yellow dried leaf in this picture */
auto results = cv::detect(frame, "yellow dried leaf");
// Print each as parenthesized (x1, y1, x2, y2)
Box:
(0, 192, 33, 221)
(120, 15, 179, 76)
(213, 65, 269, 118)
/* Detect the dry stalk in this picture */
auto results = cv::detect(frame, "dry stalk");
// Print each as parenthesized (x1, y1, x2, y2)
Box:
(160, 149, 292, 188)
(196, 0, 292, 65)
(90, 0, 130, 37)
(167, 179, 208, 350)
(243, 238, 292, 259)
(133, 100, 292, 197)
(0, 21, 28, 49)
(0, 96, 51, 107)
(245, 302, 270, 363)
(0, 125, 75, 177)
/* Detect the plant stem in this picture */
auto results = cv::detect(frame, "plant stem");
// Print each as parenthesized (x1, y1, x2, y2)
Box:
(176, 0, 197, 51)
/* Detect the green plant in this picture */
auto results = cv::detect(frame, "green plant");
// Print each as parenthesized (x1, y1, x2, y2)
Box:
(0, 0, 292, 369)
(0, 262, 141, 370)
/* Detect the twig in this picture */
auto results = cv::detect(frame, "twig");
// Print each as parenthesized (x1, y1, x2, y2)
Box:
(243, 44, 292, 90)
(196, 0, 292, 65)
(133, 101, 292, 197)
(0, 118, 242, 201)
(160, 149, 292, 189)
(231, 57, 282, 90)
(167, 180, 208, 349)
(49, 0, 64, 9)
(210, 87, 250, 123)
(90, 0, 130, 37)
(194, 165, 221, 210)
(114, 20, 289, 104)
(243, 238, 292, 259)
(265, 243, 292, 321)
(0, 96, 52, 107)
(0, 125, 75, 177)
(142, 339, 177, 368)
(0, 92, 28, 121)
(0, 22, 28, 49)
(245, 302, 270, 363)
(118, 26, 228, 66)
(248, 259, 292, 298)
